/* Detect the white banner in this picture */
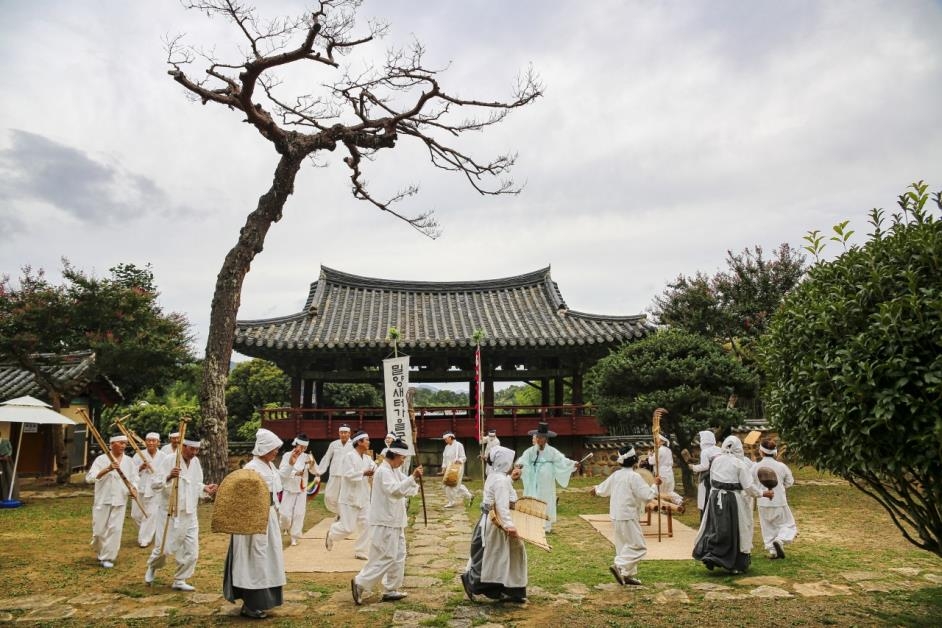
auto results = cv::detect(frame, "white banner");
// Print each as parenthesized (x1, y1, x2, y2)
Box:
(383, 356, 414, 454)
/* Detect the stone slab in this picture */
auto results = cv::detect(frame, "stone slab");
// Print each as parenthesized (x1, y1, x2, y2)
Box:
(690, 582, 733, 591)
(793, 581, 853, 597)
(0, 594, 67, 611)
(735, 576, 789, 587)
(122, 606, 174, 619)
(16, 605, 76, 622)
(704, 590, 748, 600)
(840, 571, 883, 582)
(749, 586, 792, 598)
(654, 588, 690, 604)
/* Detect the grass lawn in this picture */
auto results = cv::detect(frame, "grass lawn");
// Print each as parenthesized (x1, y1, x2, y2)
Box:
(1, 466, 940, 626)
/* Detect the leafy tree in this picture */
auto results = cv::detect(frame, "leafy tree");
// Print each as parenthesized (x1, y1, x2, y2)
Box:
(103, 401, 202, 445)
(165, 1, 542, 482)
(321, 383, 383, 408)
(411, 387, 469, 407)
(761, 181, 942, 558)
(494, 384, 541, 407)
(585, 329, 757, 494)
(225, 360, 290, 440)
(651, 244, 806, 365)
(0, 262, 193, 481)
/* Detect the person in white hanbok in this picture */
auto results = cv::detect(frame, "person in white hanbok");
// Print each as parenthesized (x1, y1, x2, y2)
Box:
(692, 435, 773, 573)
(144, 437, 217, 590)
(592, 446, 661, 586)
(326, 431, 375, 558)
(441, 431, 473, 507)
(351, 439, 423, 605)
(647, 434, 683, 506)
(160, 431, 180, 456)
(461, 446, 528, 602)
(515, 422, 576, 532)
(318, 424, 352, 514)
(278, 433, 319, 546)
(754, 439, 798, 559)
(131, 433, 167, 547)
(85, 434, 139, 568)
(481, 429, 500, 476)
(689, 430, 722, 518)
(223, 429, 286, 619)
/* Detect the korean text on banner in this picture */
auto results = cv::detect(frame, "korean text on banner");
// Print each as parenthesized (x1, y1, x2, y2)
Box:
(383, 356, 414, 453)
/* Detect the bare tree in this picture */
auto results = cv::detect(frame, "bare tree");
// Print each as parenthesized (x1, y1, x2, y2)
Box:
(166, 0, 542, 482)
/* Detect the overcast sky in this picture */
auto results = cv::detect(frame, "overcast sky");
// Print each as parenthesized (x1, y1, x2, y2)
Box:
(1, 0, 940, 360)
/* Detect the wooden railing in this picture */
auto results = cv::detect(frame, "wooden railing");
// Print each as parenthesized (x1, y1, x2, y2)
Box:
(260, 404, 605, 441)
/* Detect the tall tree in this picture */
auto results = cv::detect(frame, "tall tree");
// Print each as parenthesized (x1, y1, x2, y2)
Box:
(585, 329, 757, 495)
(0, 262, 193, 481)
(761, 181, 942, 558)
(166, 1, 542, 481)
(652, 244, 806, 365)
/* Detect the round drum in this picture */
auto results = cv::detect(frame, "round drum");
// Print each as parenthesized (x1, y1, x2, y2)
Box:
(443, 461, 461, 487)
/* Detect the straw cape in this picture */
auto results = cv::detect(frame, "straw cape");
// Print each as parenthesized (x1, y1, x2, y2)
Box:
(211, 468, 270, 535)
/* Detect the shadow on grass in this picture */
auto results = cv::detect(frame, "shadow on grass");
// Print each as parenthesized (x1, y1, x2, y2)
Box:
(869, 587, 942, 627)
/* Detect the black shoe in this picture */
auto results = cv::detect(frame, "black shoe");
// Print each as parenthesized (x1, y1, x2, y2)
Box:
(624, 576, 642, 586)
(773, 540, 785, 559)
(240, 606, 267, 619)
(608, 565, 625, 585)
(351, 578, 364, 606)
(501, 594, 527, 604)
(703, 558, 716, 571)
(381, 591, 408, 602)
(460, 572, 475, 601)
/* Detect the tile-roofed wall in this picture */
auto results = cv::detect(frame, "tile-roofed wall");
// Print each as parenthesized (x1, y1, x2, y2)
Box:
(0, 351, 98, 400)
(236, 266, 654, 352)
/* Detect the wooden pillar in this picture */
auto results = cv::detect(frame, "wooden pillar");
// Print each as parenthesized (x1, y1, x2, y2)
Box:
(468, 381, 476, 407)
(290, 376, 302, 419)
(315, 381, 325, 408)
(484, 379, 494, 412)
(302, 378, 315, 408)
(540, 378, 550, 407)
(572, 370, 584, 406)
(554, 376, 565, 414)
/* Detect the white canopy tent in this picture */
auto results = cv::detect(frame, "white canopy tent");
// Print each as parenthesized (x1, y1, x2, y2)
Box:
(0, 395, 77, 502)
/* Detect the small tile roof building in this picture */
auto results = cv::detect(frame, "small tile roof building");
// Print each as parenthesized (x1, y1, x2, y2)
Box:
(235, 266, 655, 441)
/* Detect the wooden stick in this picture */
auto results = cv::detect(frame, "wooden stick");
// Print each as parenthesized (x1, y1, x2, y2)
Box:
(112, 417, 152, 474)
(651, 407, 668, 543)
(76, 409, 147, 516)
(157, 417, 190, 556)
(406, 388, 427, 527)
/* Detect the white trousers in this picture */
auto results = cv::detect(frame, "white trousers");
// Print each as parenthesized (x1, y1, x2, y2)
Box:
(279, 490, 307, 541)
(148, 512, 199, 581)
(444, 483, 472, 505)
(613, 519, 647, 576)
(323, 478, 341, 514)
(354, 525, 406, 594)
(658, 473, 684, 505)
(91, 503, 126, 562)
(328, 502, 370, 555)
(132, 493, 160, 546)
(758, 506, 798, 551)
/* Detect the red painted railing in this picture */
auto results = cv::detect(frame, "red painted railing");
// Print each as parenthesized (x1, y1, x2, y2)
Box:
(260, 404, 606, 441)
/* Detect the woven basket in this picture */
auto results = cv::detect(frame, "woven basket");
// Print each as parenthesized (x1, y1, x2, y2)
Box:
(211, 468, 270, 535)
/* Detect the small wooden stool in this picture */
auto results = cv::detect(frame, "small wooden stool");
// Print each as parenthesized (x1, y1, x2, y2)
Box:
(641, 501, 673, 537)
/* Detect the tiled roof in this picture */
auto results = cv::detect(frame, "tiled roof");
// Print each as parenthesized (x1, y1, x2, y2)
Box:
(0, 351, 119, 401)
(235, 266, 654, 352)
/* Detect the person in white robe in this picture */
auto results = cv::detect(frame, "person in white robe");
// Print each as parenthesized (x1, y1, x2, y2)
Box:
(223, 429, 287, 619)
(689, 429, 722, 517)
(692, 435, 773, 573)
(647, 434, 683, 506)
(278, 433, 319, 546)
(144, 436, 217, 590)
(351, 439, 423, 605)
(160, 431, 180, 456)
(461, 446, 528, 602)
(754, 439, 798, 559)
(481, 429, 500, 476)
(131, 432, 167, 547)
(318, 424, 352, 514)
(514, 422, 576, 532)
(592, 446, 661, 585)
(441, 431, 473, 507)
(85, 434, 139, 568)
(326, 431, 375, 558)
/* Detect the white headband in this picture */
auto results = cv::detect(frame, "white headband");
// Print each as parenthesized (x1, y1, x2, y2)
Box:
(293, 438, 309, 446)
(759, 445, 777, 455)
(442, 431, 455, 439)
(145, 432, 160, 440)
(616, 447, 637, 463)
(109, 435, 128, 443)
(351, 432, 369, 444)
(182, 439, 201, 448)
(168, 432, 180, 438)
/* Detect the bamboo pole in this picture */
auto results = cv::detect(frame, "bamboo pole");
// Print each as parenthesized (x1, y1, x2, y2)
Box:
(652, 407, 668, 543)
(76, 409, 147, 515)
(406, 388, 427, 527)
(157, 416, 190, 557)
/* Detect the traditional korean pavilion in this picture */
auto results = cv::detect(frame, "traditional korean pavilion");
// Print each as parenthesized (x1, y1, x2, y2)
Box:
(235, 266, 654, 443)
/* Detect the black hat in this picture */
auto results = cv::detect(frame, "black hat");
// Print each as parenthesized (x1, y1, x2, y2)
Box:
(528, 422, 557, 438)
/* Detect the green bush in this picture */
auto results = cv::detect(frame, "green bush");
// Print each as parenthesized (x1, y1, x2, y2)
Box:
(761, 181, 942, 557)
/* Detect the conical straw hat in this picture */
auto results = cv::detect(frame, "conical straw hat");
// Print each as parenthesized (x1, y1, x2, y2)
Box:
(211, 468, 270, 534)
